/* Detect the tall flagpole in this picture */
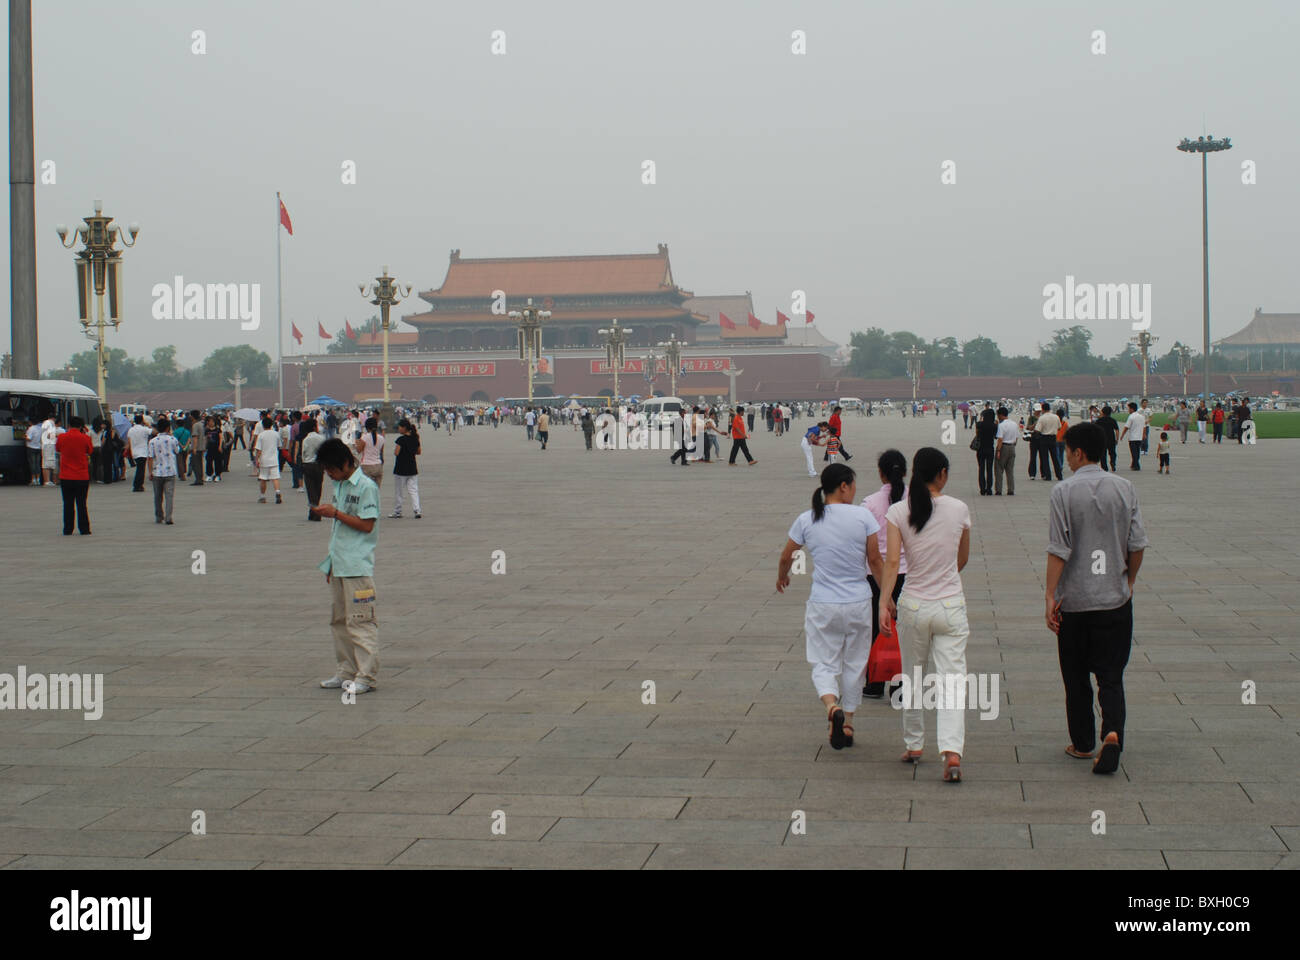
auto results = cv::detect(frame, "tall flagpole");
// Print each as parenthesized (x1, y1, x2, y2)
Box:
(276, 191, 284, 410)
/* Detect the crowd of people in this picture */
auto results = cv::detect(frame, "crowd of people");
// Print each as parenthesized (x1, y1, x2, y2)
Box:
(779, 422, 1149, 782)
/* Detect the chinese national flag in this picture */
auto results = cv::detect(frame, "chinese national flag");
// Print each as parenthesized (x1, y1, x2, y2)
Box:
(291, 323, 303, 345)
(918, 369, 924, 379)
(318, 322, 330, 340)
(279, 198, 293, 235)
(747, 312, 762, 330)
(1133, 357, 1142, 371)
(776, 310, 791, 326)
(345, 320, 357, 340)
(718, 312, 737, 330)
(805, 310, 815, 324)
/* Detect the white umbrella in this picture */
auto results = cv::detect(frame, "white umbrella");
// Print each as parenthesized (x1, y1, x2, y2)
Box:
(234, 407, 261, 421)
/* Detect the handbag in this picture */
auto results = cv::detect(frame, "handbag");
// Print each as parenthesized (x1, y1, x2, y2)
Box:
(969, 434, 980, 451)
(867, 622, 902, 684)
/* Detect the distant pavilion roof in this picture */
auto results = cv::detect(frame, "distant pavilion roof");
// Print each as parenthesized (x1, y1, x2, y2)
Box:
(419, 245, 689, 302)
(1215, 310, 1300, 347)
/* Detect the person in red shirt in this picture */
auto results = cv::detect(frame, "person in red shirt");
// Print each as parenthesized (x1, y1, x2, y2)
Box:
(728, 406, 756, 465)
(825, 406, 853, 464)
(55, 415, 94, 535)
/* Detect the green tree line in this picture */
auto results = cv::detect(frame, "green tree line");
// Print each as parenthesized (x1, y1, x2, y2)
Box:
(46, 344, 273, 394)
(847, 326, 1216, 378)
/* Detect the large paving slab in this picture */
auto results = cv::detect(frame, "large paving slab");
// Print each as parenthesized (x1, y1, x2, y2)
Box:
(0, 412, 1296, 868)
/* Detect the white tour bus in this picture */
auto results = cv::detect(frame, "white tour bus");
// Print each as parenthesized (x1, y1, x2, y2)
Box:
(0, 379, 104, 483)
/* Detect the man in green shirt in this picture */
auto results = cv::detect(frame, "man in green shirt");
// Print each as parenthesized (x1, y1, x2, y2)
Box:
(310, 439, 381, 696)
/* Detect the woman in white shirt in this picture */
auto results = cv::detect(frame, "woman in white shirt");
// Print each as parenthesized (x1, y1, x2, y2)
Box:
(860, 449, 908, 699)
(778, 464, 883, 750)
(878, 448, 972, 782)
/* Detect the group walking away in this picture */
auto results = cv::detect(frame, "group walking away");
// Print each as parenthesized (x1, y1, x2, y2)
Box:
(777, 426, 1148, 779)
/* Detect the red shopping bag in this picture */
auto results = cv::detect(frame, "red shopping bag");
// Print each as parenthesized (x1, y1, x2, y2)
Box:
(867, 622, 902, 684)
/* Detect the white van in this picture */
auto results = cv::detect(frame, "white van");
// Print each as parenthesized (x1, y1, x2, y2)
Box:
(117, 402, 148, 418)
(838, 397, 863, 411)
(637, 396, 685, 427)
(0, 379, 104, 483)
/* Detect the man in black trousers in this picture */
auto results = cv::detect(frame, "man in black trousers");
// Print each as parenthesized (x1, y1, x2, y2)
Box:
(1045, 423, 1148, 774)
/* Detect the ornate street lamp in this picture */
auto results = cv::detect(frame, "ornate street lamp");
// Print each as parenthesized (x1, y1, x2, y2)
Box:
(657, 333, 685, 396)
(508, 298, 550, 403)
(1177, 135, 1231, 401)
(642, 348, 661, 396)
(1130, 331, 1158, 398)
(56, 200, 139, 414)
(358, 265, 414, 425)
(598, 319, 634, 403)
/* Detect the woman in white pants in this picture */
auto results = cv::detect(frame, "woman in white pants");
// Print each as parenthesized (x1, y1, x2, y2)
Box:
(389, 419, 422, 519)
(800, 422, 829, 477)
(878, 447, 972, 782)
(778, 464, 884, 750)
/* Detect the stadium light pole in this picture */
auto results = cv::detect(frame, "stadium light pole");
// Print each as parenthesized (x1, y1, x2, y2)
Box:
(1177, 135, 1231, 401)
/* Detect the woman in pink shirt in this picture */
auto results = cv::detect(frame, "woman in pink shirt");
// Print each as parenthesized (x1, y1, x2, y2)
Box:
(356, 417, 385, 488)
(879, 447, 972, 782)
(860, 449, 908, 699)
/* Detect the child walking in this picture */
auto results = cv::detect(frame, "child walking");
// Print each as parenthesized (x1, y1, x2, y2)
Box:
(1157, 431, 1172, 474)
(390, 419, 422, 519)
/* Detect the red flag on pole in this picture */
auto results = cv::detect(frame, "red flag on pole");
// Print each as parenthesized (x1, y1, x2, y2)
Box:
(318, 322, 330, 340)
(747, 312, 762, 330)
(776, 310, 791, 326)
(279, 198, 293, 235)
(918, 369, 924, 379)
(345, 320, 357, 340)
(805, 310, 815, 324)
(291, 323, 303, 345)
(1133, 357, 1142, 371)
(718, 312, 737, 331)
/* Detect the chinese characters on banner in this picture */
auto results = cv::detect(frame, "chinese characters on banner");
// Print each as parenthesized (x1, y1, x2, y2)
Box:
(589, 357, 731, 374)
(360, 362, 497, 378)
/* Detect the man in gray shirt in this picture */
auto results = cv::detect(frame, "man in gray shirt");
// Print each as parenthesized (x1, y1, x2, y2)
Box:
(1045, 422, 1148, 775)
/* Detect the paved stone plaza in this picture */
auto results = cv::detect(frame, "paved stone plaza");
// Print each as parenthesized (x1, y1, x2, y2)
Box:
(0, 414, 1296, 869)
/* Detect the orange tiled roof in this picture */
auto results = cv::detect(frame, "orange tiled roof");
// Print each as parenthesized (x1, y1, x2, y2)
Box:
(423, 246, 685, 299)
(404, 306, 700, 327)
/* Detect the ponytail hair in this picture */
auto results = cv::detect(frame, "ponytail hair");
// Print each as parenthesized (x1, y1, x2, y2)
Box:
(364, 416, 378, 446)
(907, 447, 949, 532)
(878, 448, 907, 504)
(398, 417, 418, 443)
(811, 463, 856, 522)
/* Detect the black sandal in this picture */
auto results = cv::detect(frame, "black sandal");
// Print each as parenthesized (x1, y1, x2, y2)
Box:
(827, 703, 846, 750)
(843, 723, 854, 748)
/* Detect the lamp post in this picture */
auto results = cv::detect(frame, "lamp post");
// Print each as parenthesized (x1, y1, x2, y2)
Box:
(1177, 135, 1231, 402)
(903, 346, 926, 402)
(61, 363, 77, 383)
(1131, 331, 1158, 398)
(598, 319, 634, 404)
(1174, 342, 1193, 397)
(508, 298, 550, 403)
(299, 358, 314, 409)
(658, 333, 685, 396)
(56, 201, 139, 413)
(358, 265, 414, 426)
(642, 348, 661, 397)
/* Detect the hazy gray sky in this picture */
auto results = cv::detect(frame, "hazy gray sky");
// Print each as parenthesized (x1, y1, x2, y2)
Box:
(5, 0, 1297, 371)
